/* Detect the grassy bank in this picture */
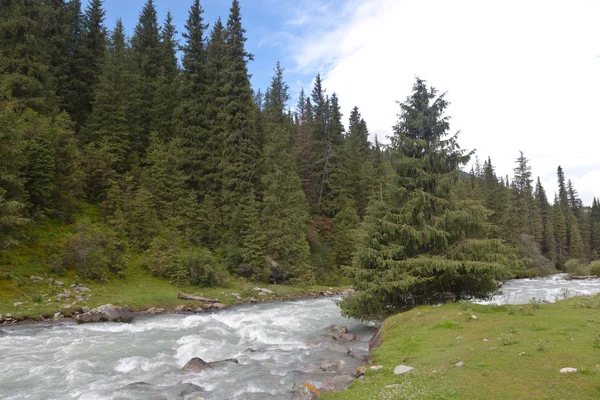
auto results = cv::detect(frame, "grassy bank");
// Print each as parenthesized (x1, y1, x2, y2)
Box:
(324, 296, 600, 400)
(0, 219, 344, 321)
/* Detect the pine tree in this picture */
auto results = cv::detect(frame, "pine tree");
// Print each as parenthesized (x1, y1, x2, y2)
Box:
(590, 198, 600, 258)
(340, 78, 518, 320)
(552, 195, 568, 263)
(220, 0, 263, 271)
(131, 0, 162, 154)
(260, 63, 312, 283)
(294, 88, 313, 198)
(82, 19, 138, 199)
(0, 0, 58, 114)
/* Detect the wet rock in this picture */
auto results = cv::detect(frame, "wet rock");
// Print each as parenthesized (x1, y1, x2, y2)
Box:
(75, 304, 134, 323)
(143, 307, 165, 315)
(171, 382, 204, 399)
(208, 358, 239, 368)
(291, 383, 320, 400)
(182, 357, 238, 372)
(321, 375, 355, 392)
(394, 365, 414, 375)
(328, 343, 351, 354)
(174, 305, 187, 312)
(0, 329, 6, 336)
(339, 333, 358, 343)
(368, 328, 383, 350)
(324, 333, 338, 342)
(182, 357, 212, 373)
(318, 360, 339, 372)
(327, 325, 348, 335)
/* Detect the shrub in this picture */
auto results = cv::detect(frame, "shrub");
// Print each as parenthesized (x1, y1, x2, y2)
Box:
(145, 228, 228, 287)
(565, 258, 588, 276)
(61, 221, 126, 281)
(588, 261, 600, 277)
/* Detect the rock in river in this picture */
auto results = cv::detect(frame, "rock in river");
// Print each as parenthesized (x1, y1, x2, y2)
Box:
(74, 304, 134, 323)
(182, 357, 239, 373)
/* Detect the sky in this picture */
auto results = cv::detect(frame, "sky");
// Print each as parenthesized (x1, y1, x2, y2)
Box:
(96, 0, 600, 204)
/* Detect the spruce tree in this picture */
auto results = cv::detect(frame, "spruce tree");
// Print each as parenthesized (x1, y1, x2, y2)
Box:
(260, 63, 312, 283)
(340, 78, 518, 321)
(294, 89, 313, 198)
(590, 198, 600, 258)
(0, 0, 58, 114)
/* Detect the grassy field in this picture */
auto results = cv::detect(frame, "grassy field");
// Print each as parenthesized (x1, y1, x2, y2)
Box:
(324, 296, 600, 400)
(0, 218, 344, 320)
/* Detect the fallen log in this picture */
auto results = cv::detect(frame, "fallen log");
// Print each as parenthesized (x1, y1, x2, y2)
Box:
(178, 293, 220, 303)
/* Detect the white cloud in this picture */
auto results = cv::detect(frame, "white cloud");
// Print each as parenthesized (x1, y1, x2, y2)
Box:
(281, 0, 600, 204)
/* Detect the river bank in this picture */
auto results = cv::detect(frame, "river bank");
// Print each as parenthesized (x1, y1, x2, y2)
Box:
(0, 267, 350, 325)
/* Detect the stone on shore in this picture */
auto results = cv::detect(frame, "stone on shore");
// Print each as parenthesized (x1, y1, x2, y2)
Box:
(74, 304, 134, 323)
(393, 365, 414, 375)
(321, 375, 355, 392)
(291, 383, 320, 399)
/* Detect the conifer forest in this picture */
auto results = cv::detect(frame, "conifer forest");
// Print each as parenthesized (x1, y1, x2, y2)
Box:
(2, 0, 599, 321)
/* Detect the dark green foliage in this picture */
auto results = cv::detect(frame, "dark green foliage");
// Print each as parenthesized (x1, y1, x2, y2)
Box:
(0, 0, 58, 114)
(145, 227, 228, 287)
(340, 78, 519, 321)
(61, 219, 126, 281)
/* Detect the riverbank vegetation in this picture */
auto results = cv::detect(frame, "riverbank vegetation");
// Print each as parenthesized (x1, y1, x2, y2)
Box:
(325, 295, 600, 400)
(2, 0, 599, 317)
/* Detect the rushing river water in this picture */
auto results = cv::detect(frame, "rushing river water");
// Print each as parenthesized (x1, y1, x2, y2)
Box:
(2, 275, 600, 400)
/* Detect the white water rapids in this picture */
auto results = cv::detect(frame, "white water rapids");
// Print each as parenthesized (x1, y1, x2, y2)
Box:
(2, 275, 600, 400)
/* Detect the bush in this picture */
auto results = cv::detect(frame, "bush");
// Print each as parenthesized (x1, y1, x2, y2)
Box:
(564, 258, 588, 276)
(519, 234, 555, 276)
(61, 221, 126, 281)
(588, 261, 600, 277)
(145, 228, 228, 287)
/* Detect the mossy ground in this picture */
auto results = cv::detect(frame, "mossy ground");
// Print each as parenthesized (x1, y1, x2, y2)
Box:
(0, 218, 344, 320)
(324, 297, 600, 400)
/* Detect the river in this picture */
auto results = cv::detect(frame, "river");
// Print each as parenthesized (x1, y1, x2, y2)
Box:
(1, 275, 600, 400)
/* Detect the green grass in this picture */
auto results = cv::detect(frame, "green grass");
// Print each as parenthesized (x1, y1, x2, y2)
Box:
(324, 298, 600, 400)
(0, 215, 345, 320)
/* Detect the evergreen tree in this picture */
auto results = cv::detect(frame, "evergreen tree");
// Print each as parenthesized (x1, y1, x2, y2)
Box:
(82, 19, 138, 199)
(590, 198, 600, 258)
(260, 63, 313, 283)
(294, 88, 313, 198)
(340, 78, 518, 321)
(0, 0, 58, 114)
(131, 0, 162, 154)
(552, 194, 568, 263)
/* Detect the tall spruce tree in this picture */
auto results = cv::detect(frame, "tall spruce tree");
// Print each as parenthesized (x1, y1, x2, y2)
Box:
(340, 78, 519, 321)
(260, 63, 313, 283)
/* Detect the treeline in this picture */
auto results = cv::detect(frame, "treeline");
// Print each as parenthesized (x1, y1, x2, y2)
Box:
(0, 0, 382, 285)
(1, 0, 596, 294)
(458, 156, 600, 272)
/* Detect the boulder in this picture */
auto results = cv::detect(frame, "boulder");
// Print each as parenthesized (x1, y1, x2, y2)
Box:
(318, 360, 338, 372)
(393, 365, 414, 375)
(368, 328, 383, 350)
(328, 343, 351, 354)
(321, 375, 355, 392)
(174, 305, 187, 312)
(0, 329, 6, 336)
(208, 358, 238, 368)
(53, 312, 64, 320)
(182, 357, 239, 372)
(291, 383, 320, 400)
(339, 333, 358, 343)
(170, 382, 204, 399)
(208, 302, 227, 310)
(327, 325, 348, 335)
(74, 304, 134, 323)
(355, 366, 366, 378)
(182, 357, 212, 373)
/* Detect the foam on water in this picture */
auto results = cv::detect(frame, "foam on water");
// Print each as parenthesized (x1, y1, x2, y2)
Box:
(4, 279, 596, 399)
